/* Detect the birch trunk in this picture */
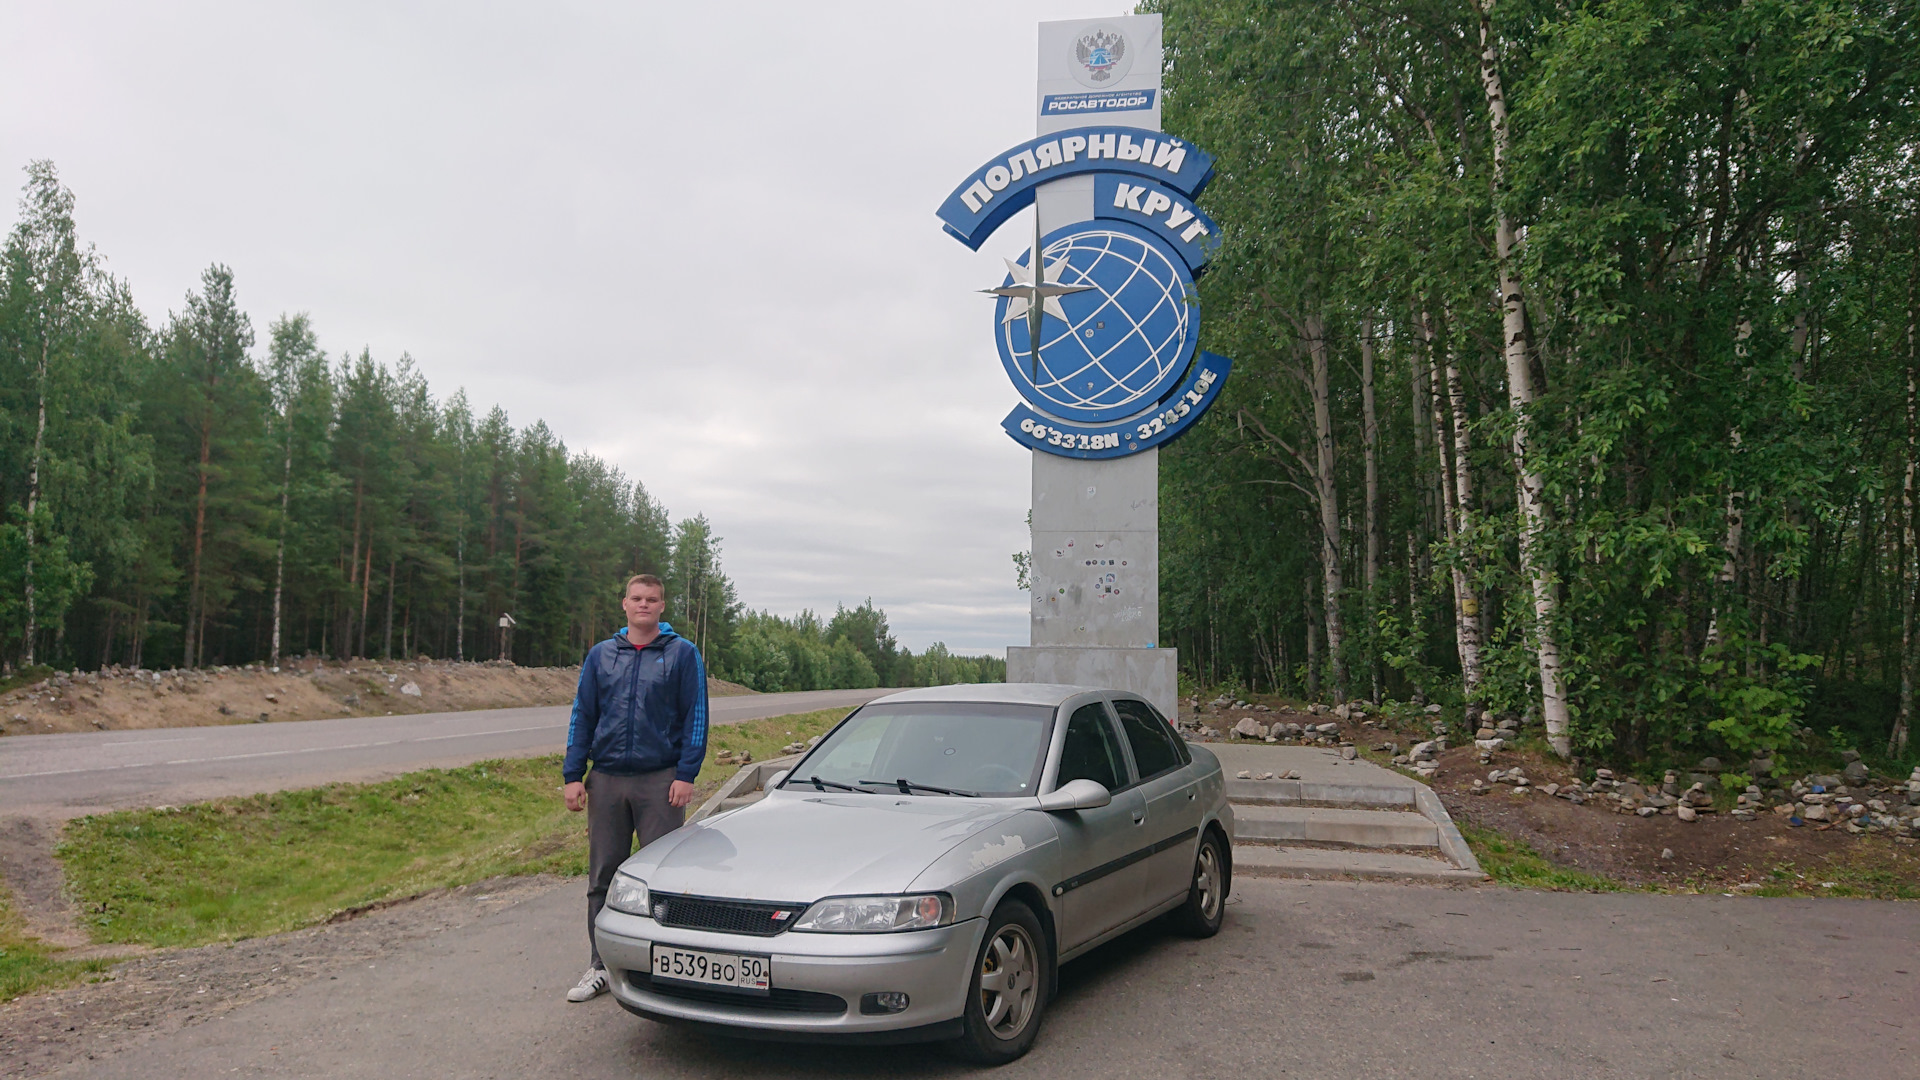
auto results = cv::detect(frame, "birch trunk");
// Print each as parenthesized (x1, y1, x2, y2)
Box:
(1305, 313, 1348, 701)
(270, 415, 292, 667)
(1423, 312, 1486, 716)
(1895, 221, 1919, 757)
(1479, 1, 1570, 751)
(1361, 317, 1383, 703)
(21, 337, 48, 667)
(184, 402, 214, 668)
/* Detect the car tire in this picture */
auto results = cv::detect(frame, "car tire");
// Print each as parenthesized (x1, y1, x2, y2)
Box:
(949, 898, 1049, 1065)
(1170, 829, 1228, 937)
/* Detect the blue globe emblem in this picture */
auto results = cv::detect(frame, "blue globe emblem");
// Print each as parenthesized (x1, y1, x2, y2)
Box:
(995, 221, 1198, 424)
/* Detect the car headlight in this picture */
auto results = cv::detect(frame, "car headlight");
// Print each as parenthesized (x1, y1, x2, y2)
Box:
(606, 872, 651, 917)
(790, 894, 952, 933)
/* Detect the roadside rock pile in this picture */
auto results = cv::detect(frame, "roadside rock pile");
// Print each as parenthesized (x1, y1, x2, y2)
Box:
(1394, 739, 1443, 779)
(1226, 717, 1342, 746)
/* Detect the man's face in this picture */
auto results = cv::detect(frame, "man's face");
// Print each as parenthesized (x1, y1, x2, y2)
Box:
(622, 584, 667, 629)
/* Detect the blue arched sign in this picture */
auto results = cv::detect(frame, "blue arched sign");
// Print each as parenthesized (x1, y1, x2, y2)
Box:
(940, 124, 1231, 459)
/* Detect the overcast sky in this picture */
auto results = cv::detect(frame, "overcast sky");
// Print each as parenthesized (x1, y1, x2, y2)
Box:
(0, 1, 1135, 655)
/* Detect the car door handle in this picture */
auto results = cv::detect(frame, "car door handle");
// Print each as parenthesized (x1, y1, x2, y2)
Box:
(1131, 809, 1145, 824)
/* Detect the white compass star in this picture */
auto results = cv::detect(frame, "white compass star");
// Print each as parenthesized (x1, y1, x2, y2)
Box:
(982, 255, 1090, 324)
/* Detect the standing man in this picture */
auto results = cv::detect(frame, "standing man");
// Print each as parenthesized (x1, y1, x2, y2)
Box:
(561, 573, 708, 1002)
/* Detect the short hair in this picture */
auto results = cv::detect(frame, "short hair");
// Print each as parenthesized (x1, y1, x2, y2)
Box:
(624, 573, 666, 598)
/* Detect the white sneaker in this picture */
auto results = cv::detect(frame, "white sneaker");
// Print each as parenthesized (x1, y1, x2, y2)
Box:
(566, 966, 609, 1002)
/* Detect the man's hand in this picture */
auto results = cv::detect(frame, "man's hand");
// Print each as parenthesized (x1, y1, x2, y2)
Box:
(564, 781, 587, 812)
(668, 780, 695, 808)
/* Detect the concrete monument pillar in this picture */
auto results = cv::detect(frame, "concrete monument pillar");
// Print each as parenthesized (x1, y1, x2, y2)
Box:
(1006, 15, 1177, 716)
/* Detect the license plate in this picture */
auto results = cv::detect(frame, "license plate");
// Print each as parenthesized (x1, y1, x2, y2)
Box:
(649, 945, 771, 994)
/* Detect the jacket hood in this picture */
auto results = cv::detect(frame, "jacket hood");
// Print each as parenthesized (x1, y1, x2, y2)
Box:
(613, 622, 678, 647)
(628, 792, 1025, 902)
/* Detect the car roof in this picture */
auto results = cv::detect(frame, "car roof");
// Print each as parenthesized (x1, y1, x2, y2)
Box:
(864, 682, 1122, 708)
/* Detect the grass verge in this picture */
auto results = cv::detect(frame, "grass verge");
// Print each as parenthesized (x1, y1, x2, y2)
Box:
(1745, 844, 1920, 900)
(0, 890, 114, 1003)
(58, 706, 856, 951)
(1459, 823, 1631, 892)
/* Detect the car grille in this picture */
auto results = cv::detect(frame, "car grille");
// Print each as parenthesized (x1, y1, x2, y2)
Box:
(650, 894, 806, 937)
(628, 972, 846, 1015)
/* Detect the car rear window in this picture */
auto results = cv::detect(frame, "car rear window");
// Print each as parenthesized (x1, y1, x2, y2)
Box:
(1112, 698, 1185, 780)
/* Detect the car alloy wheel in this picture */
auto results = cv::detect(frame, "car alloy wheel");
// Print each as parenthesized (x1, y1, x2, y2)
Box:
(1172, 830, 1227, 937)
(1194, 841, 1222, 921)
(978, 922, 1039, 1039)
(952, 899, 1049, 1064)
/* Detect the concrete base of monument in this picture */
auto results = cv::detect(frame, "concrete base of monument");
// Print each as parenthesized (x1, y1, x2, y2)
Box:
(1208, 744, 1485, 884)
(1006, 645, 1177, 717)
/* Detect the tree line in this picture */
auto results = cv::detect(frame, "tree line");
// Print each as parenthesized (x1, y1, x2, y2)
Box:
(1148, 0, 1919, 765)
(0, 162, 997, 687)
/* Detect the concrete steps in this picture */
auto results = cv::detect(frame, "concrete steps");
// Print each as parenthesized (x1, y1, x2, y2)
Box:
(1233, 804, 1439, 848)
(1233, 844, 1482, 883)
(1209, 743, 1483, 884)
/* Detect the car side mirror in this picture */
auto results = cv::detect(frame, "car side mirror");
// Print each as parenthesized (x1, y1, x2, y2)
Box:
(766, 770, 790, 790)
(1037, 778, 1112, 812)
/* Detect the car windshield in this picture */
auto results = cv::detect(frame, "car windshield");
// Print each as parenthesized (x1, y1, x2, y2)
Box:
(785, 702, 1055, 798)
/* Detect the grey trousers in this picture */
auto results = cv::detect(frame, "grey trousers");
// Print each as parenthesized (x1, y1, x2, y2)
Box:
(585, 766, 683, 968)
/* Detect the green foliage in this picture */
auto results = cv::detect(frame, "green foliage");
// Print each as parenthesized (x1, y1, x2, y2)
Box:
(720, 605, 997, 692)
(1147, 0, 1920, 766)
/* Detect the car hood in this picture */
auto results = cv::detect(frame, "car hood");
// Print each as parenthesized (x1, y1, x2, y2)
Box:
(631, 792, 1026, 902)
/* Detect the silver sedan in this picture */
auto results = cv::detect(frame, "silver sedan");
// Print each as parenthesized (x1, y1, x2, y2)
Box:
(592, 683, 1234, 1064)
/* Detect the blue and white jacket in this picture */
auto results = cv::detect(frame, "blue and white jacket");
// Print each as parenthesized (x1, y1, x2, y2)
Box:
(562, 623, 708, 785)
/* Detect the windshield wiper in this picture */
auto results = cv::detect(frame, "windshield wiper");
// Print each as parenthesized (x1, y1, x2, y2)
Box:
(805, 776, 863, 792)
(858, 778, 979, 798)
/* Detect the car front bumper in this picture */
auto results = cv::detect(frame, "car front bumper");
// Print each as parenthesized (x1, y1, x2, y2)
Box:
(594, 907, 985, 1040)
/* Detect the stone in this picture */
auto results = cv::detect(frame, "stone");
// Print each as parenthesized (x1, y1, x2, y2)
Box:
(1425, 703, 1444, 714)
(1772, 803, 1795, 816)
(1843, 760, 1871, 784)
(1542, 783, 1561, 796)
(1802, 803, 1830, 822)
(1476, 727, 1498, 740)
(1232, 717, 1269, 739)
(1749, 758, 1774, 777)
(1474, 738, 1506, 752)
(1618, 782, 1647, 801)
(1637, 806, 1659, 817)
(1732, 809, 1755, 821)
(399, 681, 422, 697)
(1839, 748, 1861, 764)
(1594, 768, 1614, 780)
(1411, 741, 1436, 761)
(1697, 757, 1723, 772)
(1315, 722, 1341, 735)
(1660, 848, 1675, 860)
(1339, 745, 1357, 760)
(1676, 805, 1698, 822)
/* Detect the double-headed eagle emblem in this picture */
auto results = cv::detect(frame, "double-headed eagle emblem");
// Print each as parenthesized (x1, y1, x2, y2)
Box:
(1075, 30, 1125, 82)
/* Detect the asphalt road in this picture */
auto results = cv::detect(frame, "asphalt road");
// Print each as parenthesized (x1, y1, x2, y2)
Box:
(34, 877, 1915, 1079)
(0, 688, 886, 818)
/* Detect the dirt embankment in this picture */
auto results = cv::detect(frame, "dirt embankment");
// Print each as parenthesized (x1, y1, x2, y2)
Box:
(0, 660, 753, 736)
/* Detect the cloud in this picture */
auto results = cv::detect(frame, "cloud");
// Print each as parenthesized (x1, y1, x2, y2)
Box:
(0, 0, 1119, 653)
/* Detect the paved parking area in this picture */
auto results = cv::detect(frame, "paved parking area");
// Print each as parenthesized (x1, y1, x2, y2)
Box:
(31, 877, 1914, 1079)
